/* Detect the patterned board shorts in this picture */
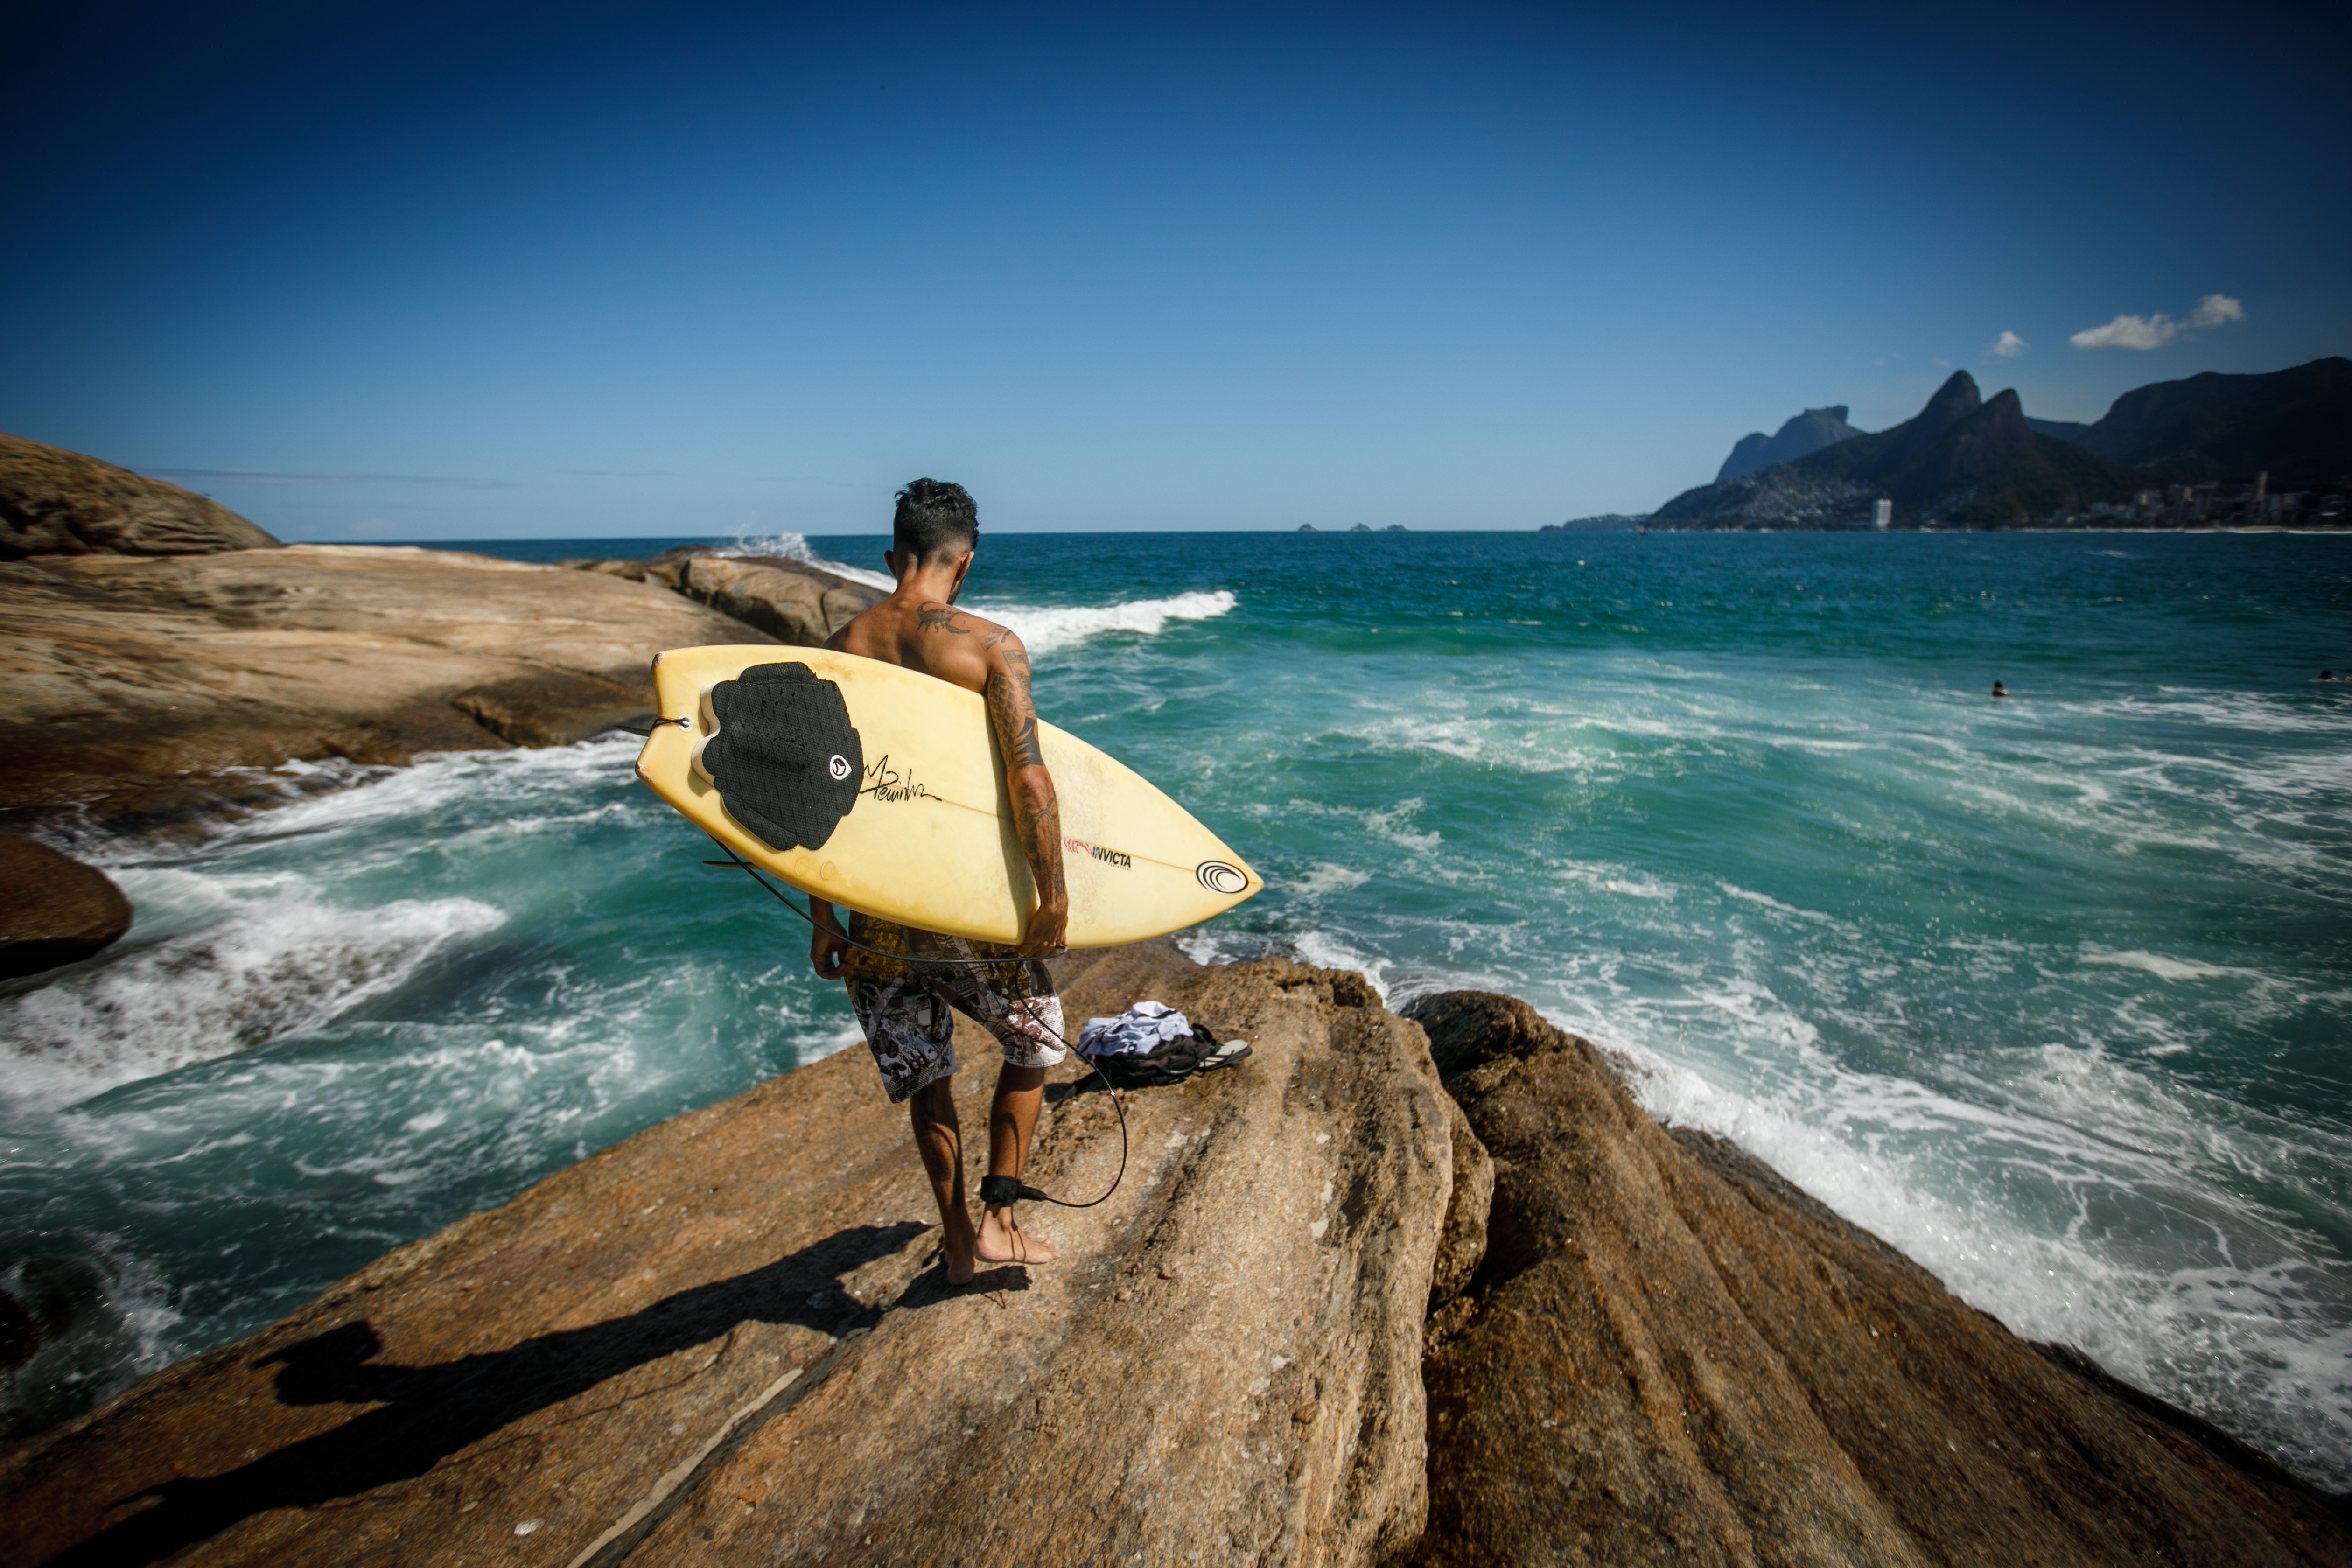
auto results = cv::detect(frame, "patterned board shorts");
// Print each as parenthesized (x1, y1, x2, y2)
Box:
(842, 912, 1066, 1103)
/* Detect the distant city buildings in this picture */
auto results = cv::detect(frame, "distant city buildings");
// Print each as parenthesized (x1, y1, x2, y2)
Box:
(2043, 472, 2349, 529)
(1873, 498, 1893, 530)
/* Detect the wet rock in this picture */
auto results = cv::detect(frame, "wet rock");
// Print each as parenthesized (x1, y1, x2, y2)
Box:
(0, 944, 1456, 1568)
(0, 545, 776, 830)
(1401, 988, 2352, 1568)
(0, 839, 133, 979)
(1, 433, 280, 559)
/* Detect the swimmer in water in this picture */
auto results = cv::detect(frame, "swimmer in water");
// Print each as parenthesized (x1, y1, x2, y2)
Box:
(2324, 671, 2339, 682)
(1991, 681, 2009, 699)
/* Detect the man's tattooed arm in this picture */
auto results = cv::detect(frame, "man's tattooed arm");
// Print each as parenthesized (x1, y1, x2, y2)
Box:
(985, 637, 1067, 952)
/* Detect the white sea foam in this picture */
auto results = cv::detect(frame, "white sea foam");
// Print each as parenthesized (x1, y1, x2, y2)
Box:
(2079, 948, 2273, 984)
(0, 892, 506, 1107)
(1287, 863, 1372, 899)
(971, 589, 1236, 656)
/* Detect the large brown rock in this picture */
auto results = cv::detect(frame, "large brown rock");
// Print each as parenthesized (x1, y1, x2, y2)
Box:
(676, 555, 881, 646)
(1401, 989, 2352, 1568)
(0, 546, 777, 831)
(0, 944, 1456, 1568)
(563, 552, 884, 648)
(0, 839, 133, 979)
(0, 434, 281, 559)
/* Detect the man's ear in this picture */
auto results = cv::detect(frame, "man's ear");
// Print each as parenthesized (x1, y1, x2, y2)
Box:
(884, 549, 901, 580)
(947, 550, 975, 603)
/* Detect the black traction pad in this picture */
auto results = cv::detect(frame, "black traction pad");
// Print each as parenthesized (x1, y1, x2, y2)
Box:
(701, 663, 865, 853)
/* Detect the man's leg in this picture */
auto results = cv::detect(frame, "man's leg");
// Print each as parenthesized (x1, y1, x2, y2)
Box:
(974, 1063, 1060, 1264)
(907, 1077, 980, 1284)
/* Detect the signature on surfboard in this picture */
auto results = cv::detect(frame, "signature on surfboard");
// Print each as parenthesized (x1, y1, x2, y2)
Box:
(861, 755, 941, 804)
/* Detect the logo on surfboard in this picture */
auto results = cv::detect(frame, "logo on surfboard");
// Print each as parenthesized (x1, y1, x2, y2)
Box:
(1065, 836, 1132, 869)
(1195, 860, 1248, 895)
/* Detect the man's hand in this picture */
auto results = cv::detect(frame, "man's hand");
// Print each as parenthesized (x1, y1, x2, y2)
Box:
(1016, 897, 1069, 959)
(810, 898, 848, 980)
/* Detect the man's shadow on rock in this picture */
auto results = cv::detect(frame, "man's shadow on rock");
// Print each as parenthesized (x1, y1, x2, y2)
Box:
(48, 1222, 928, 1568)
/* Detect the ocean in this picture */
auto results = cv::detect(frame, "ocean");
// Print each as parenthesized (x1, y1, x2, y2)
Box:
(4, 529, 2348, 1489)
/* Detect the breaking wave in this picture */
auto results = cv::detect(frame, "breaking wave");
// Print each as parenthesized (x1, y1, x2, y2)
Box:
(975, 590, 1238, 656)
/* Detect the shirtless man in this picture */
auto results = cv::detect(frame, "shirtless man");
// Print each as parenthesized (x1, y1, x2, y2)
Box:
(809, 479, 1069, 1283)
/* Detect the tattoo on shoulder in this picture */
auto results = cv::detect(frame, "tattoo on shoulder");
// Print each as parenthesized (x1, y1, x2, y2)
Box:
(917, 603, 966, 634)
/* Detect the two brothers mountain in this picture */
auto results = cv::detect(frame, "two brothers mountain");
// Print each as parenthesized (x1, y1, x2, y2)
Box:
(1654, 356, 2352, 530)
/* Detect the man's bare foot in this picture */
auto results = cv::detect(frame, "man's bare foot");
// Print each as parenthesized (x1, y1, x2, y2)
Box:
(941, 1213, 980, 1285)
(974, 1206, 1060, 1266)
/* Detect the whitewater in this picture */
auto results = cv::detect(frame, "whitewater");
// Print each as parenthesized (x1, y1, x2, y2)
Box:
(2, 528, 2346, 1492)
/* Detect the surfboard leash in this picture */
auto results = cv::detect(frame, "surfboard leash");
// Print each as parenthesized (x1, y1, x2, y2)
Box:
(699, 844, 1129, 1213)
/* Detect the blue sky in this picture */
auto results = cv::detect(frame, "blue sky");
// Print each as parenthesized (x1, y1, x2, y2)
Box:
(6, 2, 2345, 538)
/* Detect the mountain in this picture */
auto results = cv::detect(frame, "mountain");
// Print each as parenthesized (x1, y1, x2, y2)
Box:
(1654, 371, 2149, 528)
(1715, 405, 1864, 483)
(2066, 357, 2351, 487)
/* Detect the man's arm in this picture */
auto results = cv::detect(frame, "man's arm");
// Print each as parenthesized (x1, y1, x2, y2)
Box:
(982, 631, 1068, 956)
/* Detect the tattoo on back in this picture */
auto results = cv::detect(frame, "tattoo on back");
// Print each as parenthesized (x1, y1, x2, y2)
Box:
(917, 603, 966, 633)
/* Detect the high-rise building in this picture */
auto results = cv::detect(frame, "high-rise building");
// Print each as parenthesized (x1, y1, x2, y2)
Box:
(1872, 498, 1892, 530)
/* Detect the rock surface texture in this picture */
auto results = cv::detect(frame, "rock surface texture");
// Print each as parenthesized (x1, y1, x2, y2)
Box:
(1401, 989, 2352, 1568)
(0, 546, 775, 833)
(0, 944, 1456, 1568)
(0, 839, 134, 979)
(0, 434, 281, 559)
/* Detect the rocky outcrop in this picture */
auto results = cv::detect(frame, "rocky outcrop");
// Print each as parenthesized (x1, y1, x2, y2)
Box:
(1401, 989, 2352, 1568)
(0, 840, 133, 979)
(565, 551, 885, 647)
(0, 944, 1456, 1568)
(0, 434, 281, 559)
(0, 546, 775, 834)
(675, 556, 877, 645)
(6, 952, 2341, 1568)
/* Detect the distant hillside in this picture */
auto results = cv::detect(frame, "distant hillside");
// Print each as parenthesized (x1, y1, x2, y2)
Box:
(1715, 406, 1864, 483)
(2068, 357, 2351, 486)
(1655, 371, 2149, 528)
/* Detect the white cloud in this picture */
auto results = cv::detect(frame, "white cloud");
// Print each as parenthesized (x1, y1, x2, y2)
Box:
(1933, 357, 1951, 368)
(2072, 313, 2180, 350)
(1987, 330, 2028, 358)
(2071, 293, 2246, 350)
(2191, 293, 2245, 327)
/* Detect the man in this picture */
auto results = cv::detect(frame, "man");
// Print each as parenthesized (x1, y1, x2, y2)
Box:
(808, 479, 1070, 1283)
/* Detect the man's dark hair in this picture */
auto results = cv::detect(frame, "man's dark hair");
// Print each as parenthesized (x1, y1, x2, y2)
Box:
(893, 479, 979, 563)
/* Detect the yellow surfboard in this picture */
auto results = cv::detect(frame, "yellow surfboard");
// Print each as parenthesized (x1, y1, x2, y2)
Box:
(634, 646, 1262, 946)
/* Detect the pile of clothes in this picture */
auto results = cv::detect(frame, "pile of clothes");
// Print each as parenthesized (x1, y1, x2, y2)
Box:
(1076, 1000, 1252, 1089)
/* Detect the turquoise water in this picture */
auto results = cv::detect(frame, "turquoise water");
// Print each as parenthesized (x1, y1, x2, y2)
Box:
(4, 530, 2349, 1488)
